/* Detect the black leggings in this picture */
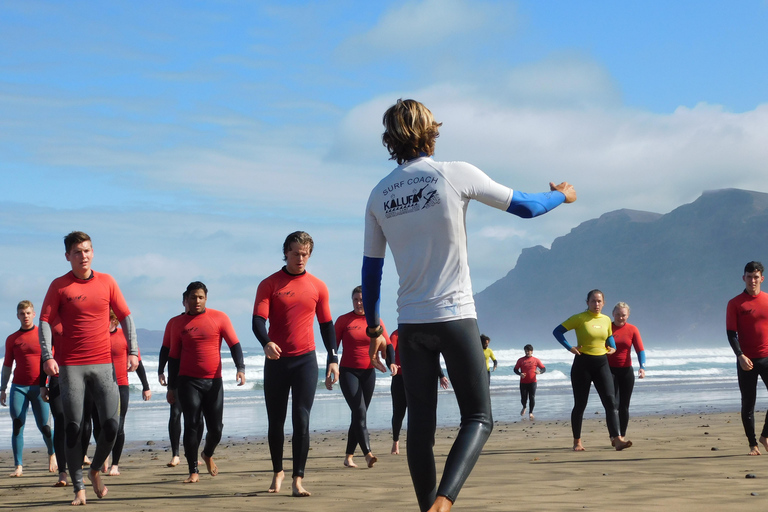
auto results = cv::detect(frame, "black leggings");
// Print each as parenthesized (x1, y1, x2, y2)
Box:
(92, 385, 129, 466)
(177, 377, 224, 475)
(169, 392, 183, 457)
(264, 351, 317, 478)
(737, 357, 768, 447)
(391, 373, 407, 442)
(520, 382, 537, 412)
(570, 354, 620, 439)
(340, 367, 375, 455)
(610, 366, 635, 437)
(399, 319, 493, 512)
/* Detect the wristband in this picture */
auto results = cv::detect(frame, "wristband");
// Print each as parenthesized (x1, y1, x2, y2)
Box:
(366, 325, 383, 338)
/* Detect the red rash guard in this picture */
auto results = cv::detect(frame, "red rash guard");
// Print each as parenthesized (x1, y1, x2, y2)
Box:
(3, 327, 42, 386)
(514, 356, 545, 384)
(110, 327, 141, 386)
(335, 312, 390, 369)
(253, 270, 332, 357)
(169, 309, 240, 379)
(727, 291, 768, 359)
(39, 271, 131, 366)
(608, 323, 645, 368)
(162, 313, 185, 349)
(390, 329, 402, 369)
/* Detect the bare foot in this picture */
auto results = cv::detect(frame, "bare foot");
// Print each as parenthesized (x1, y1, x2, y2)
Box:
(427, 495, 453, 512)
(183, 472, 200, 483)
(760, 436, 768, 453)
(82, 455, 91, 466)
(88, 469, 108, 498)
(201, 452, 218, 476)
(49, 454, 58, 472)
(9, 466, 22, 477)
(343, 455, 357, 468)
(292, 476, 311, 497)
(167, 455, 180, 467)
(108, 465, 120, 476)
(520, 407, 526, 417)
(529, 413, 535, 420)
(748, 445, 761, 455)
(391, 440, 400, 455)
(268, 471, 284, 493)
(71, 489, 87, 506)
(101, 461, 109, 473)
(573, 439, 585, 451)
(615, 437, 632, 451)
(54, 472, 68, 487)
(365, 453, 377, 468)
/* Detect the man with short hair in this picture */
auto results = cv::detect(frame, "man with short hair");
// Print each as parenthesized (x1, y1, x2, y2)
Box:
(166, 281, 245, 483)
(1, 300, 55, 477)
(252, 230, 339, 497)
(727, 260, 768, 455)
(39, 231, 138, 505)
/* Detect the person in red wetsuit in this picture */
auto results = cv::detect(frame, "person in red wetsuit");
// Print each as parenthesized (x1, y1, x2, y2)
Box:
(38, 231, 138, 505)
(333, 285, 394, 469)
(252, 231, 339, 497)
(167, 281, 246, 483)
(1, 300, 55, 477)
(91, 310, 152, 476)
(608, 302, 646, 440)
(514, 344, 546, 420)
(389, 329, 448, 455)
(158, 290, 203, 468)
(727, 261, 768, 455)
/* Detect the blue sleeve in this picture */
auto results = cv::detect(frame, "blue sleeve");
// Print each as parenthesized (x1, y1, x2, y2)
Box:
(638, 349, 646, 368)
(506, 190, 565, 219)
(553, 324, 572, 351)
(606, 335, 616, 350)
(362, 256, 384, 328)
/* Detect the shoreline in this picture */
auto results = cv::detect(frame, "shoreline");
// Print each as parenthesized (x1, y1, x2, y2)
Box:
(1, 411, 767, 510)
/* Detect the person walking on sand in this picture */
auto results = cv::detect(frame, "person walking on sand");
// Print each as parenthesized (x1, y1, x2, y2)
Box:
(38, 231, 139, 505)
(252, 231, 339, 497)
(364, 99, 576, 512)
(166, 281, 246, 483)
(333, 285, 394, 469)
(1, 300, 55, 477)
(553, 289, 632, 452)
(608, 302, 645, 439)
(727, 261, 768, 456)
(514, 344, 545, 420)
(91, 309, 152, 476)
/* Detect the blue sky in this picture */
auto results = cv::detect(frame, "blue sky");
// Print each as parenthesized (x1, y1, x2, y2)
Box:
(1, 0, 767, 344)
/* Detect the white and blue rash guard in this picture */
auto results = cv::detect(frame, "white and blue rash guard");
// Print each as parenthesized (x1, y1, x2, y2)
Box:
(362, 156, 565, 326)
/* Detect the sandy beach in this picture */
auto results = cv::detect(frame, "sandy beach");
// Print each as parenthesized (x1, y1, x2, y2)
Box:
(1, 411, 766, 511)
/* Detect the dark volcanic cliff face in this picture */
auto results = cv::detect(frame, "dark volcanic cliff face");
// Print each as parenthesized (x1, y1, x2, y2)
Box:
(474, 189, 768, 348)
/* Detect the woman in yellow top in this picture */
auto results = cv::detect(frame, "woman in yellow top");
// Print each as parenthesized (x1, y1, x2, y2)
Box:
(553, 289, 632, 451)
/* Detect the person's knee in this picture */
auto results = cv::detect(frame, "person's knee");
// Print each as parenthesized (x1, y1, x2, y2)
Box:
(65, 423, 81, 448)
(41, 424, 52, 438)
(101, 418, 119, 442)
(12, 418, 25, 436)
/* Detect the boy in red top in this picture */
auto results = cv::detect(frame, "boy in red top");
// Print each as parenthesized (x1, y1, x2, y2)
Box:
(727, 261, 768, 455)
(166, 281, 245, 483)
(514, 344, 546, 420)
(252, 231, 339, 497)
(1, 300, 55, 477)
(38, 231, 138, 506)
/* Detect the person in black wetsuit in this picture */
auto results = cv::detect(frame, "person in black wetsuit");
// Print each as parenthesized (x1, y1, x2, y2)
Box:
(363, 99, 576, 512)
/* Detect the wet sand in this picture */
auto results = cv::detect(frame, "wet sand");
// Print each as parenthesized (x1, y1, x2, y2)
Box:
(0, 411, 766, 511)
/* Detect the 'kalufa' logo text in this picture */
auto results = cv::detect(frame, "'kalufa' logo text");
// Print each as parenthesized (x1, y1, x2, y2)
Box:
(383, 183, 441, 218)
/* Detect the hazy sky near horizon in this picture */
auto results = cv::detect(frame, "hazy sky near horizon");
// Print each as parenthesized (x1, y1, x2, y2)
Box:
(2, 0, 767, 344)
